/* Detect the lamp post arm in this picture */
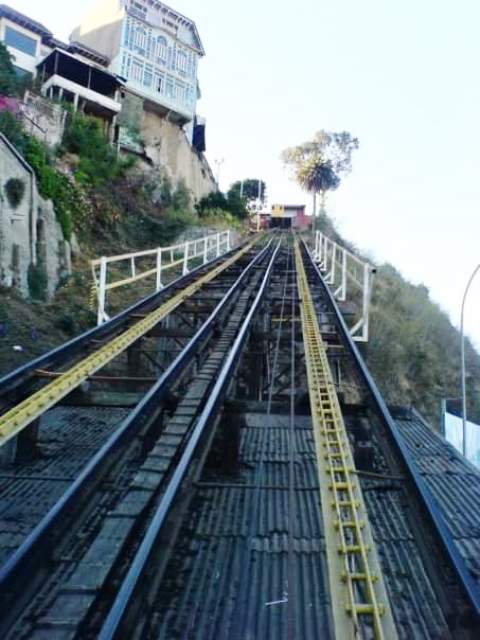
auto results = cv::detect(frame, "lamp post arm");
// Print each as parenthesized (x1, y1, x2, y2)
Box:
(461, 263, 480, 457)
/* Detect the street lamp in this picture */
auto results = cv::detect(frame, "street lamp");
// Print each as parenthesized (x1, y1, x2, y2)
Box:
(460, 263, 480, 457)
(214, 158, 225, 188)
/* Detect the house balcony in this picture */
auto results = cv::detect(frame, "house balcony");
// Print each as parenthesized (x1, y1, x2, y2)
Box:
(37, 49, 123, 127)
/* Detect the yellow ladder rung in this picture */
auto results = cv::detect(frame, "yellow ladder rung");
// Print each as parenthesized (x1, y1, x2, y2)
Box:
(335, 500, 360, 508)
(329, 482, 355, 491)
(347, 603, 385, 616)
(339, 544, 370, 555)
(342, 572, 378, 583)
(336, 520, 365, 530)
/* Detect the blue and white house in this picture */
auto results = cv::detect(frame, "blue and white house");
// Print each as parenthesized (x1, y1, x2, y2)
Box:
(71, 0, 205, 124)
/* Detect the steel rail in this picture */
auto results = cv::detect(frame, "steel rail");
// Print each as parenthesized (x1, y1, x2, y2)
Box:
(0, 239, 252, 398)
(300, 239, 480, 624)
(98, 241, 281, 640)
(0, 240, 273, 616)
(0, 241, 257, 448)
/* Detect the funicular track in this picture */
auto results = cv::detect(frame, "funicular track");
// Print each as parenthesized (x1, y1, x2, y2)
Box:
(0, 235, 279, 638)
(0, 233, 479, 640)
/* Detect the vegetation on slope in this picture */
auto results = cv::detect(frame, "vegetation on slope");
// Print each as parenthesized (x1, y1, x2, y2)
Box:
(318, 213, 480, 429)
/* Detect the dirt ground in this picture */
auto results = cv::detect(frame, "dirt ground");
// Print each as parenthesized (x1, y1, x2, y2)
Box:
(0, 288, 74, 378)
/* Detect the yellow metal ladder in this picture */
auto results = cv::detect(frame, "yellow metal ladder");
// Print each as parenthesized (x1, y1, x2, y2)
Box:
(295, 241, 398, 640)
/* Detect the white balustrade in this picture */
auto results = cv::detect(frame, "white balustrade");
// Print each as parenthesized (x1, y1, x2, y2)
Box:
(313, 231, 375, 343)
(92, 231, 232, 325)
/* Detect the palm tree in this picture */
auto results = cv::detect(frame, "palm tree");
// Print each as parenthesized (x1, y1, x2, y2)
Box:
(282, 130, 358, 230)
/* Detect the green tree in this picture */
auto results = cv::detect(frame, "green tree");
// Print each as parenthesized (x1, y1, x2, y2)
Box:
(196, 189, 248, 220)
(230, 179, 267, 207)
(282, 130, 359, 227)
(0, 42, 19, 96)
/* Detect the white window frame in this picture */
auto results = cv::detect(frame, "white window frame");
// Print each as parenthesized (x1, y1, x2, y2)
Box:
(177, 49, 188, 75)
(154, 71, 165, 94)
(131, 57, 144, 83)
(134, 26, 147, 53)
(165, 76, 174, 98)
(143, 64, 153, 88)
(156, 36, 167, 64)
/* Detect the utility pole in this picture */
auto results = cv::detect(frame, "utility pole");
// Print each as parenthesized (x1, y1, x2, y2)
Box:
(214, 158, 225, 189)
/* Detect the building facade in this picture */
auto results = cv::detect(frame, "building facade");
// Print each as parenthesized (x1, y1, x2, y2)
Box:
(271, 204, 310, 229)
(71, 0, 204, 124)
(0, 5, 123, 139)
(0, 4, 52, 77)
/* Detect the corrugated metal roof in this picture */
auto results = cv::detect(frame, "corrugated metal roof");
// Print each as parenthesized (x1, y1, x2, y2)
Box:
(394, 409, 480, 589)
(151, 414, 333, 639)
(149, 408, 480, 639)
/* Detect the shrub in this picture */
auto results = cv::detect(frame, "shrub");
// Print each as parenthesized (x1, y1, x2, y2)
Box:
(196, 189, 248, 220)
(0, 110, 27, 152)
(27, 263, 48, 301)
(196, 191, 229, 216)
(4, 178, 25, 208)
(54, 312, 76, 335)
(62, 111, 134, 186)
(0, 42, 19, 96)
(198, 208, 243, 231)
(172, 179, 190, 210)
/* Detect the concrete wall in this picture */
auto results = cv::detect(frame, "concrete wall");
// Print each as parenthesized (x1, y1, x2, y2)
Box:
(0, 135, 71, 299)
(0, 135, 36, 294)
(70, 0, 124, 62)
(141, 109, 216, 202)
(22, 92, 67, 149)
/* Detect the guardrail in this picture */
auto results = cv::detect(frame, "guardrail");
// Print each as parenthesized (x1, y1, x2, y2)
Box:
(91, 231, 231, 325)
(313, 231, 375, 342)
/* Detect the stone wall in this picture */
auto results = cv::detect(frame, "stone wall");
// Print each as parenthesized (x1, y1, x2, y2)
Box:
(22, 92, 67, 149)
(141, 110, 216, 203)
(0, 134, 71, 299)
(118, 92, 216, 203)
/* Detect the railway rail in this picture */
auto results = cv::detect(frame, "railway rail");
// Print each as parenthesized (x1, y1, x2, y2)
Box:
(0, 233, 479, 639)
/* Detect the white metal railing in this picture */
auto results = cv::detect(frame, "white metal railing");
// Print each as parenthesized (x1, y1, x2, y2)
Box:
(313, 231, 375, 342)
(91, 231, 231, 325)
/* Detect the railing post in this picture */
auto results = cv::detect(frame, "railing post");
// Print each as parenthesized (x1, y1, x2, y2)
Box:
(183, 241, 190, 275)
(324, 238, 329, 274)
(130, 256, 136, 278)
(227, 230, 231, 252)
(216, 233, 221, 258)
(330, 242, 337, 285)
(363, 263, 372, 342)
(156, 248, 163, 291)
(341, 248, 347, 301)
(203, 237, 208, 265)
(97, 256, 107, 326)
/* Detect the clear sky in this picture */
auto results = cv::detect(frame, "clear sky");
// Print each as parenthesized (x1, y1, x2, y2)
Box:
(12, 0, 480, 349)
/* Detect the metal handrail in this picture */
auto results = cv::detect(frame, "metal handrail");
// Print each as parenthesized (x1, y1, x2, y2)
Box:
(0, 239, 241, 398)
(92, 231, 232, 325)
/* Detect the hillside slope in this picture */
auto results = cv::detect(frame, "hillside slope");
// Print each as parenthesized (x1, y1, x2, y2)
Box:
(319, 213, 480, 429)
